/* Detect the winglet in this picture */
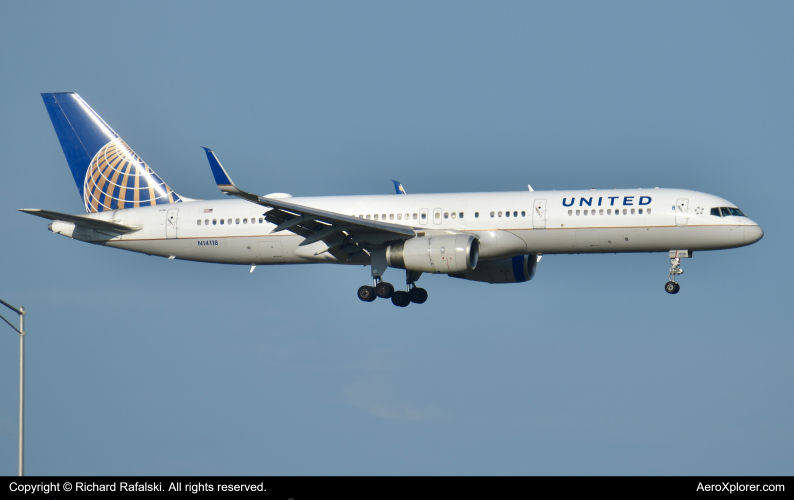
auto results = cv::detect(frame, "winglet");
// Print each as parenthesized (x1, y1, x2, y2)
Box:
(201, 147, 259, 203)
(202, 147, 235, 189)
(391, 180, 407, 195)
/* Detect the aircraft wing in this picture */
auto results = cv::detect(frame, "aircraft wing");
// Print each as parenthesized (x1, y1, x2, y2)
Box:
(19, 209, 140, 233)
(202, 148, 416, 257)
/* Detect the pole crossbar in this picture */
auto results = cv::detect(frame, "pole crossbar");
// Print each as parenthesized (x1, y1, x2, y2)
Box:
(0, 298, 22, 315)
(0, 312, 23, 335)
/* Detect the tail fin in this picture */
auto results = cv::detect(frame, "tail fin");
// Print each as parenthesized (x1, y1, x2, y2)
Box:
(41, 92, 181, 213)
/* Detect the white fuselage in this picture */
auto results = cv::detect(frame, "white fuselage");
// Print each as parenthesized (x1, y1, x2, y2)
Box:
(57, 188, 763, 267)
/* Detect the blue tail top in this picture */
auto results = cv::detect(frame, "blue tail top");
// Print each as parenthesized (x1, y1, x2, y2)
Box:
(41, 92, 181, 213)
(391, 180, 407, 194)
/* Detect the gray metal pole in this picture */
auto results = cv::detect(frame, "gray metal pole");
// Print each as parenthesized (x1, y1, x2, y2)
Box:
(19, 306, 24, 477)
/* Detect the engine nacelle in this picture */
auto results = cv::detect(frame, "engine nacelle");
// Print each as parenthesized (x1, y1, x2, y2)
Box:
(450, 254, 538, 283)
(386, 235, 479, 274)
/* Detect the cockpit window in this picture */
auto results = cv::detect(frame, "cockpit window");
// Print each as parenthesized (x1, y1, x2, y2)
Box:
(712, 207, 746, 217)
(726, 207, 745, 217)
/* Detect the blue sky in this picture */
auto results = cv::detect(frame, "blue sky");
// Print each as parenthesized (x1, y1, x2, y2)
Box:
(0, 1, 791, 474)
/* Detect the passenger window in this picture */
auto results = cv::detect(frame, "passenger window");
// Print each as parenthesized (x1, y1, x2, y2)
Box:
(490, 212, 495, 217)
(235, 218, 239, 224)
(599, 209, 603, 215)
(505, 211, 510, 217)
(243, 218, 248, 224)
(220, 219, 224, 225)
(498, 211, 503, 217)
(475, 212, 479, 218)
(420, 213, 425, 220)
(623, 209, 627, 215)
(576, 210, 580, 215)
(406, 214, 411, 220)
(212, 219, 217, 225)
(259, 218, 263, 223)
(630, 209, 635, 214)
(583, 210, 588, 216)
(228, 219, 232, 224)
(521, 211, 526, 217)
(459, 212, 464, 218)
(197, 220, 201, 225)
(397, 213, 402, 220)
(390, 214, 394, 220)
(382, 214, 386, 220)
(591, 210, 596, 215)
(451, 212, 456, 219)
(638, 209, 642, 214)
(513, 211, 518, 217)
(374, 214, 379, 220)
(434, 212, 440, 219)
(568, 210, 572, 216)
(647, 209, 651, 214)
(205, 219, 209, 225)
(607, 209, 611, 215)
(414, 213, 419, 220)
(366, 215, 371, 219)
(444, 212, 449, 219)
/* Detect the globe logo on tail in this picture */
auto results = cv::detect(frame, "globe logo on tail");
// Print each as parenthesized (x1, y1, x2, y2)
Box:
(83, 139, 181, 212)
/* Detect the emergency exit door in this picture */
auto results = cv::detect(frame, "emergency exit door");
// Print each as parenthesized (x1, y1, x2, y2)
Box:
(166, 209, 178, 238)
(533, 199, 547, 229)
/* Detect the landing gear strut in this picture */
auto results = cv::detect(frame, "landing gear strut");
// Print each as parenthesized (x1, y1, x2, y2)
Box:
(665, 256, 684, 294)
(356, 262, 430, 307)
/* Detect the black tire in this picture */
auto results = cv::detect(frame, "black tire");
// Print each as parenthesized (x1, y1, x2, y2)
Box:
(358, 285, 377, 302)
(408, 287, 428, 304)
(673, 282, 680, 294)
(665, 281, 678, 294)
(391, 291, 410, 307)
(376, 282, 394, 298)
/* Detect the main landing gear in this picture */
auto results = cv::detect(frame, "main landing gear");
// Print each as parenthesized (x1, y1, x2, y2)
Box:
(665, 256, 684, 294)
(357, 270, 428, 307)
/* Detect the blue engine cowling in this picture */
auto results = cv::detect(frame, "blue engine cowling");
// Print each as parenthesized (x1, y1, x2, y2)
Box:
(450, 254, 538, 283)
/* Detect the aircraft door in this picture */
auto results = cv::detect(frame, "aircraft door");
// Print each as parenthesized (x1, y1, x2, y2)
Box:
(433, 208, 442, 225)
(533, 199, 547, 229)
(675, 198, 689, 226)
(419, 208, 428, 225)
(166, 209, 178, 238)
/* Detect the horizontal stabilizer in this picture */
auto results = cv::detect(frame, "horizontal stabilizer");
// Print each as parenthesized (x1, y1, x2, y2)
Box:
(19, 209, 140, 233)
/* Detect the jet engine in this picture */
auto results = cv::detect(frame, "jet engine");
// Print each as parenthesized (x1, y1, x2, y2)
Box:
(386, 234, 479, 274)
(450, 254, 538, 283)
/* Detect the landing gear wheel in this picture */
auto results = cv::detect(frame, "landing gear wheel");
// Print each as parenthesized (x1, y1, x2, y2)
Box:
(664, 281, 680, 294)
(376, 282, 394, 299)
(358, 285, 377, 302)
(408, 287, 428, 304)
(391, 291, 410, 307)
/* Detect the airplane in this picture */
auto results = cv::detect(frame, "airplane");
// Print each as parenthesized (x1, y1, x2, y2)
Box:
(23, 92, 763, 307)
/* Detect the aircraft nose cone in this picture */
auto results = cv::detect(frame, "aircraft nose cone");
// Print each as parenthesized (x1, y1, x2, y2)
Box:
(744, 225, 764, 244)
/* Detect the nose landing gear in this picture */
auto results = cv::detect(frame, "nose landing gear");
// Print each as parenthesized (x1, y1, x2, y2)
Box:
(665, 253, 686, 294)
